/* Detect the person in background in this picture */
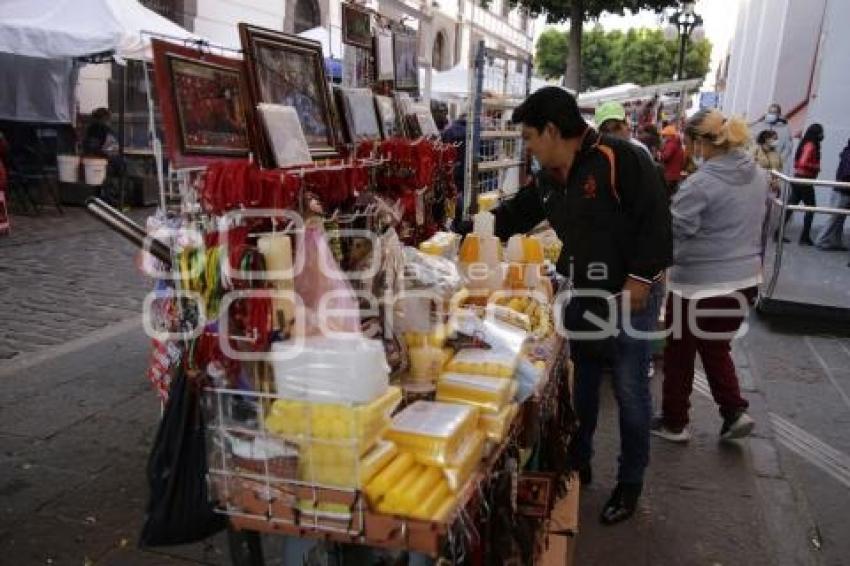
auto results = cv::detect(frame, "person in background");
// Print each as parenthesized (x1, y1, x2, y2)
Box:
(779, 123, 823, 246)
(82, 107, 119, 158)
(652, 109, 767, 444)
(637, 124, 661, 156)
(594, 101, 652, 157)
(814, 138, 850, 252)
(494, 87, 671, 525)
(441, 111, 468, 228)
(750, 103, 793, 171)
(659, 125, 685, 195)
(753, 130, 783, 194)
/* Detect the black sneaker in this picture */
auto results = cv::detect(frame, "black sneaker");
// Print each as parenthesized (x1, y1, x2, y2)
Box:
(799, 236, 814, 246)
(599, 482, 642, 525)
(720, 412, 755, 441)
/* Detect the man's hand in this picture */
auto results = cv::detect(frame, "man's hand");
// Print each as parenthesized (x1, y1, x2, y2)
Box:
(623, 278, 651, 312)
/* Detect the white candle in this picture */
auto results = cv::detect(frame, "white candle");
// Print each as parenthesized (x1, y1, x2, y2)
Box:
(258, 234, 295, 332)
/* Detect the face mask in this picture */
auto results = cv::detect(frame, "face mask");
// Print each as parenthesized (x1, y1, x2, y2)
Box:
(766, 140, 777, 149)
(693, 141, 705, 167)
(766, 112, 778, 124)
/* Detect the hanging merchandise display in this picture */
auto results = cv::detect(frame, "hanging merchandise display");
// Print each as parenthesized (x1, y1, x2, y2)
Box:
(83, 12, 582, 565)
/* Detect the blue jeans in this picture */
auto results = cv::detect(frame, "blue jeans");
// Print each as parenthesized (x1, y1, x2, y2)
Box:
(567, 283, 662, 485)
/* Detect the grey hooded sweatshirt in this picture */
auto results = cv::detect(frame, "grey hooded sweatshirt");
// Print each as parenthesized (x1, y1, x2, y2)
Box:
(669, 149, 770, 292)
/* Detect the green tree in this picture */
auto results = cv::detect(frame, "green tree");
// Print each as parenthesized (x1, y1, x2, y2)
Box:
(534, 26, 712, 89)
(535, 28, 569, 79)
(512, 0, 681, 90)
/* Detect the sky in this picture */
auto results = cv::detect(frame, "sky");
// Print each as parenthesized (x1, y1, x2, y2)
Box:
(532, 0, 742, 90)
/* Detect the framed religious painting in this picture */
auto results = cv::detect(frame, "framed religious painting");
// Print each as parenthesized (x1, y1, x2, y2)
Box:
(393, 29, 419, 92)
(150, 39, 252, 168)
(341, 3, 373, 49)
(239, 23, 340, 165)
(374, 94, 398, 138)
(374, 28, 394, 82)
(334, 86, 381, 143)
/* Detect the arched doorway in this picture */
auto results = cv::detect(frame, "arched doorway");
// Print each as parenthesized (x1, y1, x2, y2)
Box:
(294, 0, 321, 33)
(432, 31, 449, 71)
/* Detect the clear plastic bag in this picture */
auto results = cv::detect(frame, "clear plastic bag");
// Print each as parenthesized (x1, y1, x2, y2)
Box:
(436, 373, 516, 413)
(271, 336, 390, 404)
(293, 224, 361, 337)
(386, 401, 479, 466)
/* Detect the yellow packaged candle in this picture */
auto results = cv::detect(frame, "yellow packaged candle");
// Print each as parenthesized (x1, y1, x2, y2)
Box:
(265, 386, 401, 449)
(504, 262, 525, 289)
(412, 480, 451, 519)
(365, 452, 415, 503)
(399, 466, 443, 511)
(458, 234, 481, 263)
(359, 440, 398, 487)
(432, 494, 457, 522)
(479, 403, 518, 442)
(384, 464, 426, 511)
(436, 373, 514, 414)
(386, 402, 479, 467)
(442, 430, 485, 491)
(523, 235, 544, 264)
(446, 349, 518, 379)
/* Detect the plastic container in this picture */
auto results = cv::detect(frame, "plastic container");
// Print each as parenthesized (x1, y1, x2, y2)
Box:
(386, 401, 479, 466)
(57, 154, 79, 183)
(436, 373, 516, 414)
(82, 157, 108, 185)
(271, 336, 389, 404)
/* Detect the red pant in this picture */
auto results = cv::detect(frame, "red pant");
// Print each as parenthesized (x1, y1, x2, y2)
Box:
(661, 288, 756, 429)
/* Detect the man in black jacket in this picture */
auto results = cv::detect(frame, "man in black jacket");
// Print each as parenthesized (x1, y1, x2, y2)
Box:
(492, 87, 672, 524)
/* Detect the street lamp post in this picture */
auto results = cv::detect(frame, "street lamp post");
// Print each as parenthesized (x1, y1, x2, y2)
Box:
(669, 1, 703, 81)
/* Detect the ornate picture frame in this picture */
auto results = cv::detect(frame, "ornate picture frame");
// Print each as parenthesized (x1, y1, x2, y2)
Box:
(341, 3, 373, 49)
(334, 86, 382, 143)
(239, 23, 339, 164)
(150, 39, 251, 168)
(374, 94, 398, 139)
(374, 28, 394, 82)
(393, 30, 419, 92)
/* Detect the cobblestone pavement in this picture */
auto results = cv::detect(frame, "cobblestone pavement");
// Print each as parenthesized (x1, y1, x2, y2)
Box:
(0, 209, 151, 361)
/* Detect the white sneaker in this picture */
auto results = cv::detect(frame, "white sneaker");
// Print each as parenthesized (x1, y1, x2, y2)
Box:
(720, 412, 755, 441)
(650, 417, 691, 443)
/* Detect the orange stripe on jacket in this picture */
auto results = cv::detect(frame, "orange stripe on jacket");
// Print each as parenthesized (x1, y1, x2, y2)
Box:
(596, 144, 619, 203)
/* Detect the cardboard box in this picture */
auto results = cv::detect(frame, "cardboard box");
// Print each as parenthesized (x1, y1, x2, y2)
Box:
(539, 471, 579, 565)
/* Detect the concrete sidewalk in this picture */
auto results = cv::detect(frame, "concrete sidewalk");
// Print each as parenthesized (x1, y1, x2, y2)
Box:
(574, 349, 820, 566)
(0, 320, 820, 565)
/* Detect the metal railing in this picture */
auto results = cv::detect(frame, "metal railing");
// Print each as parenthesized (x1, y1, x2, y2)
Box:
(763, 170, 850, 301)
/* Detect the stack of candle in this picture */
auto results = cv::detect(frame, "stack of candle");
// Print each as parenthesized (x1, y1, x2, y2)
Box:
(504, 235, 545, 290)
(258, 233, 295, 335)
(457, 211, 502, 293)
(364, 402, 484, 520)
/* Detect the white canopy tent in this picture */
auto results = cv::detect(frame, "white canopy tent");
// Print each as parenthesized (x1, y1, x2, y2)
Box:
(0, 0, 220, 123)
(0, 0, 210, 61)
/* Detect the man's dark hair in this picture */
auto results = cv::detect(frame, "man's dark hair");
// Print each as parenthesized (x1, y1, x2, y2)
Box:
(511, 87, 586, 139)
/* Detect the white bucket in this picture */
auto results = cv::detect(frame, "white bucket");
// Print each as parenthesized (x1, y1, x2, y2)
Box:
(82, 157, 108, 186)
(57, 154, 80, 183)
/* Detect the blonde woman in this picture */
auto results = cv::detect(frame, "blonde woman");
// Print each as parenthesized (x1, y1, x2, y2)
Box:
(651, 109, 769, 443)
